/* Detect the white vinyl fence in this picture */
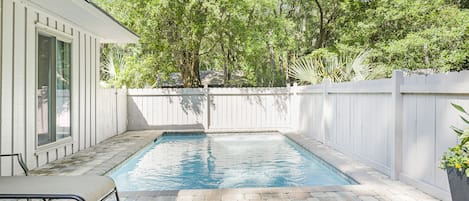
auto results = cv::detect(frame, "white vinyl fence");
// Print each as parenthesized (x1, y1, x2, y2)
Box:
(400, 73, 469, 199)
(295, 71, 469, 200)
(296, 78, 394, 175)
(96, 88, 128, 142)
(127, 88, 292, 131)
(126, 70, 469, 200)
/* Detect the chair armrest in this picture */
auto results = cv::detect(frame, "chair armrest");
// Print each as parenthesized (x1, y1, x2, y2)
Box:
(0, 154, 29, 175)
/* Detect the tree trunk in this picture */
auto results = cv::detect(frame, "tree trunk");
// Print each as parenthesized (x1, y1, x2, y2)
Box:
(191, 50, 201, 87)
(424, 43, 430, 67)
(179, 50, 201, 88)
(268, 41, 277, 86)
(313, 0, 326, 49)
(279, 54, 284, 72)
(286, 51, 293, 84)
(226, 50, 232, 84)
(277, 0, 283, 15)
(221, 43, 230, 85)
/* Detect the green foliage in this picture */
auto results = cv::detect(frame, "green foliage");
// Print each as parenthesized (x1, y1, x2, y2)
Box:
(288, 58, 322, 84)
(94, 0, 469, 87)
(289, 50, 374, 84)
(95, 0, 293, 87)
(337, 0, 469, 77)
(100, 44, 166, 88)
(440, 103, 469, 176)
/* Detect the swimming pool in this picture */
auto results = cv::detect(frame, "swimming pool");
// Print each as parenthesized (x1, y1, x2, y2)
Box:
(109, 133, 356, 191)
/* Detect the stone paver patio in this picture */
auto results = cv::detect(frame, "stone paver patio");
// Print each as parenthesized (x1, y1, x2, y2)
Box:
(30, 130, 441, 201)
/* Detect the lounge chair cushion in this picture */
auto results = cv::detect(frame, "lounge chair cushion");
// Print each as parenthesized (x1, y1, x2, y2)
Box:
(0, 176, 116, 200)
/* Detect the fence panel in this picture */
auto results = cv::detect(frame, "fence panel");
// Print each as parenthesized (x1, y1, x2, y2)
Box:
(96, 88, 127, 143)
(117, 89, 128, 134)
(295, 71, 468, 200)
(127, 88, 207, 130)
(297, 92, 323, 141)
(399, 71, 469, 198)
(127, 88, 292, 131)
(209, 88, 291, 130)
(297, 79, 393, 175)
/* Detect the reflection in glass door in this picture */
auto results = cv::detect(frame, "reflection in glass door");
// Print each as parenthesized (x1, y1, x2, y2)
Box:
(56, 41, 71, 141)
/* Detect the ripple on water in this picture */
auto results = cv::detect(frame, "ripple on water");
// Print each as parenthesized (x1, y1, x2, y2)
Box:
(109, 134, 355, 191)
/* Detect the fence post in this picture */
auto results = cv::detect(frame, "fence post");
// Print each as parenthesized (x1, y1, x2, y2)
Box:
(390, 70, 404, 180)
(115, 88, 119, 136)
(204, 85, 210, 131)
(291, 83, 299, 131)
(321, 79, 331, 144)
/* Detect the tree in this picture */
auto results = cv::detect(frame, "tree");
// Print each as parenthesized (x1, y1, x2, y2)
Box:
(95, 0, 469, 87)
(96, 0, 293, 87)
(336, 0, 469, 76)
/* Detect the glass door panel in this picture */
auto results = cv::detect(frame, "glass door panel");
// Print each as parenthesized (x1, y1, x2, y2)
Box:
(56, 41, 71, 140)
(37, 35, 54, 146)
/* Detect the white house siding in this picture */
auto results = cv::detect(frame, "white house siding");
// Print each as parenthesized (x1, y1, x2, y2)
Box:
(0, 0, 125, 176)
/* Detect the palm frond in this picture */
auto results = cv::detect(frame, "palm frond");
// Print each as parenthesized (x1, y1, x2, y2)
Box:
(288, 58, 321, 84)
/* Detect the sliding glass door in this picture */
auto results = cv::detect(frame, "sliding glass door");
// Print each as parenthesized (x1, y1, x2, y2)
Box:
(37, 33, 71, 146)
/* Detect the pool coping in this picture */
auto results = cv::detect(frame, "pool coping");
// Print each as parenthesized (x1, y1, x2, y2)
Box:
(284, 133, 383, 186)
(29, 130, 440, 201)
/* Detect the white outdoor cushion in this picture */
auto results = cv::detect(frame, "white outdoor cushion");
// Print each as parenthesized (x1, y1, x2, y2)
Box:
(0, 176, 116, 201)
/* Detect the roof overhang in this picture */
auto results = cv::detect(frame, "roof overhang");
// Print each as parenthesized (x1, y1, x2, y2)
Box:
(28, 0, 139, 43)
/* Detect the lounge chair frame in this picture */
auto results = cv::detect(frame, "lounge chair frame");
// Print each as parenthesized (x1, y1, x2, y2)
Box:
(0, 188, 119, 201)
(0, 154, 29, 175)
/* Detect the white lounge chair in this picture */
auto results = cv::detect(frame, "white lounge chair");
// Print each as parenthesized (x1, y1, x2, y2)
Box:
(0, 154, 120, 201)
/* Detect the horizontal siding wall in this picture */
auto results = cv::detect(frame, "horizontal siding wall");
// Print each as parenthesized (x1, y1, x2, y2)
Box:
(0, 0, 125, 176)
(127, 88, 292, 131)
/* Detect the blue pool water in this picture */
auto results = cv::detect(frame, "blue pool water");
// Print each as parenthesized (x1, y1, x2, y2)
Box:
(109, 133, 355, 191)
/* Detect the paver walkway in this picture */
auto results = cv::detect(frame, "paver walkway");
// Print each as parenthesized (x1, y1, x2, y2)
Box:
(30, 130, 163, 176)
(29, 130, 442, 201)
